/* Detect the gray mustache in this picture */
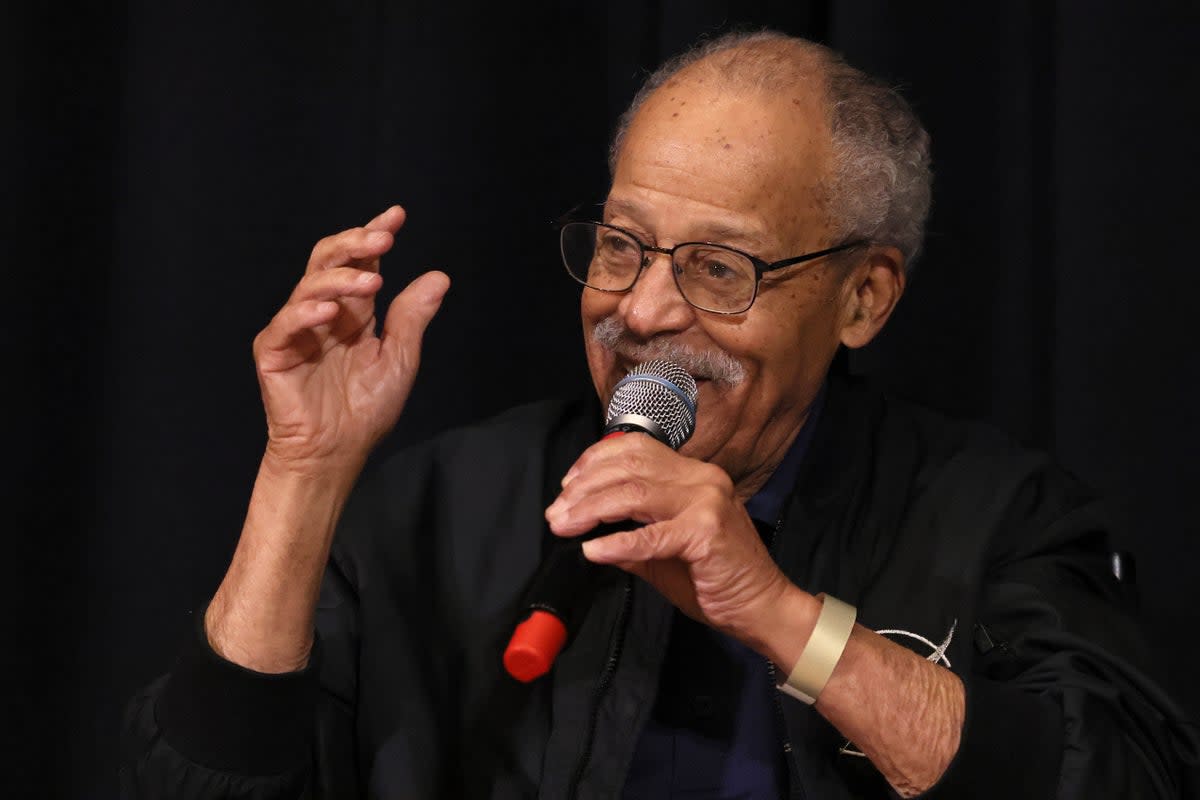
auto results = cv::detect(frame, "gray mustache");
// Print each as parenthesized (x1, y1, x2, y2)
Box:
(590, 316, 747, 387)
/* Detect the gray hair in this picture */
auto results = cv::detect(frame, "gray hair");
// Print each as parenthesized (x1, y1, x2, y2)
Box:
(609, 31, 933, 265)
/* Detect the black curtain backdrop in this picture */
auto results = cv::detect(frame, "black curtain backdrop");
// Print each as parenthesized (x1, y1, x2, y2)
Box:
(6, 1, 1199, 796)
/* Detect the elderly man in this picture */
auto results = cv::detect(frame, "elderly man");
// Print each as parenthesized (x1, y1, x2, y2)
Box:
(122, 31, 1194, 799)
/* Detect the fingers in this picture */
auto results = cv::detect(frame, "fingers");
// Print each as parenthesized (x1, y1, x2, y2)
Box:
(306, 206, 407, 274)
(364, 204, 406, 232)
(379, 270, 451, 359)
(546, 466, 663, 536)
(254, 299, 341, 371)
(583, 522, 679, 565)
(287, 266, 382, 304)
(256, 268, 386, 370)
(547, 436, 706, 537)
(307, 228, 393, 274)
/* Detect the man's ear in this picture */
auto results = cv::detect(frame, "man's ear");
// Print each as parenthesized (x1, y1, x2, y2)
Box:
(839, 245, 906, 349)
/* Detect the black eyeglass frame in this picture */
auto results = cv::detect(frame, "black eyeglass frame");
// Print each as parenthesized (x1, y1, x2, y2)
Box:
(560, 220, 869, 315)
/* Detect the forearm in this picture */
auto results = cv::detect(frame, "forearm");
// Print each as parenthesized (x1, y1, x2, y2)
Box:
(206, 450, 362, 673)
(759, 586, 964, 797)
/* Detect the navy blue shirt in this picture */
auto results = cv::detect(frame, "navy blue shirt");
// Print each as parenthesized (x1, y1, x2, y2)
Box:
(622, 392, 823, 799)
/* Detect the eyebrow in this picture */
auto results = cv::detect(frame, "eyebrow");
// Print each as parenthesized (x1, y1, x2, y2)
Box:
(603, 197, 771, 252)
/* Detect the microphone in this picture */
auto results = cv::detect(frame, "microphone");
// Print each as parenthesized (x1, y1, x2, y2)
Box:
(502, 359, 698, 682)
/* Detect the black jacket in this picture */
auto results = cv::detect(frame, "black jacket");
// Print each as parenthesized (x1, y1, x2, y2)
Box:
(121, 375, 1199, 798)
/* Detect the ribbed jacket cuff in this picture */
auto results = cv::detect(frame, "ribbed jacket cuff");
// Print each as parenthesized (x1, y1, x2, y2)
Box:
(919, 676, 1062, 798)
(157, 606, 320, 774)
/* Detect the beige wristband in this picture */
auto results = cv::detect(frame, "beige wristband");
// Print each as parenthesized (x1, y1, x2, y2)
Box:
(778, 593, 857, 705)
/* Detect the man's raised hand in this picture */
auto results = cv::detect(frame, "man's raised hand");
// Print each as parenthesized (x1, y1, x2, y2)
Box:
(252, 205, 449, 471)
(206, 207, 447, 673)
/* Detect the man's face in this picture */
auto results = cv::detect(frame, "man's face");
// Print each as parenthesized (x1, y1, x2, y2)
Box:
(582, 71, 862, 493)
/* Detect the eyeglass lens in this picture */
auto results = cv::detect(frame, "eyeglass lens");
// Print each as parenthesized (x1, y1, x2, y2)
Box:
(560, 222, 757, 314)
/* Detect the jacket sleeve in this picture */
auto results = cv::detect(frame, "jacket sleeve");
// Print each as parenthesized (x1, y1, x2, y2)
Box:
(922, 462, 1200, 799)
(119, 558, 362, 800)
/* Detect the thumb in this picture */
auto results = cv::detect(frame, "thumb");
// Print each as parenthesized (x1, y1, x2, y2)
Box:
(381, 270, 450, 352)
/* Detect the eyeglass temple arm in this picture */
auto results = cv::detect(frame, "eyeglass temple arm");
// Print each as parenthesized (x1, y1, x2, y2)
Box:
(760, 240, 869, 274)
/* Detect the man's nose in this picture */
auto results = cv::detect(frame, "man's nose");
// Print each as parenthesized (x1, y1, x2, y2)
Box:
(616, 252, 695, 339)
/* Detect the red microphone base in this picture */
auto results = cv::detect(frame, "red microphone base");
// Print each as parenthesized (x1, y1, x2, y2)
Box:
(503, 609, 568, 682)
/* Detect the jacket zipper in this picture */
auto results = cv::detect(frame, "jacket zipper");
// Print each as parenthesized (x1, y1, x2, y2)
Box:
(766, 514, 807, 800)
(565, 576, 633, 799)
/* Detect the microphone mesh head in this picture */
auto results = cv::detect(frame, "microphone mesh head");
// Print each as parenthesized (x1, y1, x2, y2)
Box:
(605, 359, 698, 450)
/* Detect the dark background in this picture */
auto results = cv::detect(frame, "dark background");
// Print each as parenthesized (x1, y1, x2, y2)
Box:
(6, 1, 1198, 796)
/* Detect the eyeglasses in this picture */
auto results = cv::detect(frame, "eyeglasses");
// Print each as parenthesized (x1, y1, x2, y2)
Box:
(559, 221, 867, 314)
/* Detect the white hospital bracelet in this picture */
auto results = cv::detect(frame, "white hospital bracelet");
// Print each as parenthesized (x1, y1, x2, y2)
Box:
(777, 593, 857, 705)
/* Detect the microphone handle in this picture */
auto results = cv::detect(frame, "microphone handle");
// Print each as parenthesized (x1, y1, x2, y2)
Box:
(502, 520, 634, 683)
(503, 429, 651, 683)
